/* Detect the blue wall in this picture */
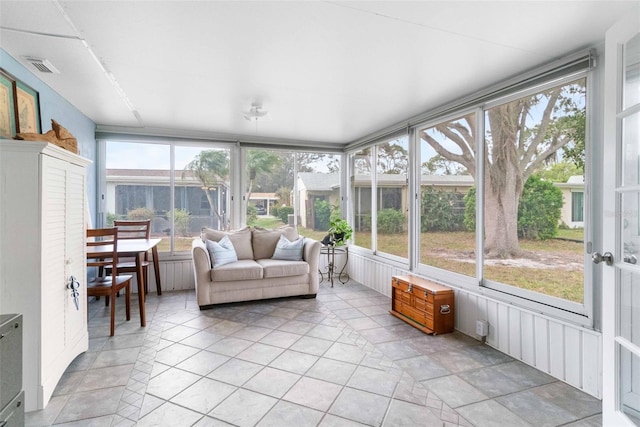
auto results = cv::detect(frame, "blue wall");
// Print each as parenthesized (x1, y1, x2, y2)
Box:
(0, 49, 97, 224)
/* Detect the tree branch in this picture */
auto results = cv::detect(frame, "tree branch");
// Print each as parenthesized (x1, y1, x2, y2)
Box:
(420, 129, 476, 177)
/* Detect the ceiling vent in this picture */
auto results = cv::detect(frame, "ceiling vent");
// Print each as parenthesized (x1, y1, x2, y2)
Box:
(23, 56, 60, 74)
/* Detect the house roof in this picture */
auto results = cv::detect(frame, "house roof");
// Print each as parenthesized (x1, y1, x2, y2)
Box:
(106, 168, 220, 186)
(299, 171, 475, 190)
(298, 172, 340, 191)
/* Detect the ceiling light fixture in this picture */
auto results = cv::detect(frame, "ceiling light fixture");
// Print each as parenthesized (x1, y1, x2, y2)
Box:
(242, 102, 271, 121)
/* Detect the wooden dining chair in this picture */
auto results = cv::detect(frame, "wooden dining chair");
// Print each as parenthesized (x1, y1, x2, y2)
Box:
(86, 227, 132, 336)
(108, 219, 151, 294)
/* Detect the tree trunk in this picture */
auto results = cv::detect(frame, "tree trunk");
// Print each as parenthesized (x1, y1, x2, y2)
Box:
(484, 105, 525, 258)
(484, 172, 521, 258)
(205, 189, 222, 229)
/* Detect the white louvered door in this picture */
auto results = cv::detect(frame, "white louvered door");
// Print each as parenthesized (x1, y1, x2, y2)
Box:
(0, 140, 90, 411)
(40, 153, 88, 404)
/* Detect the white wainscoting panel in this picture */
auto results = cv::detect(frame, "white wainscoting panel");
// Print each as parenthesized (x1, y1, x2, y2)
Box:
(132, 258, 195, 294)
(348, 251, 603, 398)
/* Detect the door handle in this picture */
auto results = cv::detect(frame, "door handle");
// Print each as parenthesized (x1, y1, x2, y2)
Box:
(592, 251, 614, 266)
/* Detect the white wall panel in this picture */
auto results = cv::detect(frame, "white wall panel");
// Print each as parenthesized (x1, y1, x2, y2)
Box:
(486, 300, 499, 347)
(348, 251, 603, 398)
(565, 327, 582, 387)
(549, 321, 566, 380)
(509, 307, 522, 359)
(521, 312, 535, 365)
(498, 304, 510, 353)
(135, 258, 195, 294)
(582, 332, 601, 397)
(534, 316, 550, 372)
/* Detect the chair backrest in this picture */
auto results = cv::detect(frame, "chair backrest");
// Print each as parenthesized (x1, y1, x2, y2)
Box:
(113, 219, 151, 240)
(86, 227, 119, 275)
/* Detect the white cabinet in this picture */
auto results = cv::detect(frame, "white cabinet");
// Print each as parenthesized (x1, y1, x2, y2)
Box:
(0, 140, 91, 411)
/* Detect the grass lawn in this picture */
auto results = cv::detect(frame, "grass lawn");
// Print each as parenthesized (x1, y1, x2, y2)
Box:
(355, 230, 584, 303)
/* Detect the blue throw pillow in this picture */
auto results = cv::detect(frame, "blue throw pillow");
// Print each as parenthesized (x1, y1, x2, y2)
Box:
(205, 235, 238, 267)
(272, 235, 305, 261)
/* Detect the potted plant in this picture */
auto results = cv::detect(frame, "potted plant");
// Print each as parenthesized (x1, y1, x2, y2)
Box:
(328, 218, 353, 246)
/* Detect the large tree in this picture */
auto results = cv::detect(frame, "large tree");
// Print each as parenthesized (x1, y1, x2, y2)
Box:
(259, 152, 318, 192)
(352, 140, 408, 175)
(183, 149, 229, 227)
(420, 79, 585, 258)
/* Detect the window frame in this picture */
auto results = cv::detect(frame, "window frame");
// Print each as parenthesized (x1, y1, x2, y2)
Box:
(346, 70, 595, 326)
(98, 139, 237, 259)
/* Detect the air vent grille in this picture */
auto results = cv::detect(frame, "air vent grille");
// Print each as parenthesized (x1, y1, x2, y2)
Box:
(23, 57, 59, 74)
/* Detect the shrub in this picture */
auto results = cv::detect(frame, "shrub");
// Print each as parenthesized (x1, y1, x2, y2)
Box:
(246, 205, 257, 224)
(106, 212, 118, 227)
(377, 208, 406, 233)
(518, 176, 563, 240)
(127, 207, 154, 220)
(463, 176, 563, 240)
(421, 187, 466, 232)
(168, 209, 190, 236)
(463, 187, 476, 231)
(276, 205, 294, 224)
(314, 199, 331, 230)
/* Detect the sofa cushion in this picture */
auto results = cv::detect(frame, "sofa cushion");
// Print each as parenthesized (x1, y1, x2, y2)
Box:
(252, 226, 298, 260)
(258, 259, 309, 278)
(205, 236, 238, 267)
(210, 259, 263, 282)
(201, 226, 254, 260)
(272, 235, 305, 261)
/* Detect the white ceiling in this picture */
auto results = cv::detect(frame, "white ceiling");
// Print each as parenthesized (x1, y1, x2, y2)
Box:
(0, 1, 637, 147)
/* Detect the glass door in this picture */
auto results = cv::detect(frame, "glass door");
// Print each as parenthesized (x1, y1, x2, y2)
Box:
(602, 10, 640, 426)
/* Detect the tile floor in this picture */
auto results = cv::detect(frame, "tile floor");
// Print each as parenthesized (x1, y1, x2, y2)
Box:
(25, 280, 602, 426)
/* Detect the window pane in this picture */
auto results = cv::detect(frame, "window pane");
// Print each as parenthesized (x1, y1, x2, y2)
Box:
(483, 79, 586, 303)
(245, 149, 292, 228)
(620, 269, 640, 346)
(351, 149, 372, 249)
(622, 112, 640, 187)
(176, 147, 231, 250)
(623, 33, 640, 109)
(296, 153, 341, 242)
(618, 345, 640, 424)
(105, 141, 171, 251)
(418, 113, 476, 276)
(571, 192, 584, 223)
(621, 192, 640, 269)
(376, 137, 408, 258)
(242, 149, 341, 240)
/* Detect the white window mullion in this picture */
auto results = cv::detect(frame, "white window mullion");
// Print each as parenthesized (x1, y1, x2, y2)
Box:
(475, 107, 485, 287)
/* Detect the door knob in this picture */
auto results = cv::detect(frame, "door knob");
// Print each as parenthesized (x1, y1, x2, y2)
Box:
(592, 251, 614, 266)
(624, 254, 637, 265)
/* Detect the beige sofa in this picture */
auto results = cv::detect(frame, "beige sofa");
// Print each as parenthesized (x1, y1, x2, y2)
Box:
(191, 226, 321, 309)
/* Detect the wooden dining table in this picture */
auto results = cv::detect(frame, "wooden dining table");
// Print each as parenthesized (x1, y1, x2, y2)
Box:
(87, 238, 162, 327)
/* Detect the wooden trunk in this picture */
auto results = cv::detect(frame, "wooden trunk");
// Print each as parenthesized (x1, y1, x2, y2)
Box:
(390, 275, 455, 335)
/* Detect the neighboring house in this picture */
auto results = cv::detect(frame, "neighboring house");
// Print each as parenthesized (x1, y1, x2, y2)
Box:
(555, 175, 585, 228)
(298, 172, 584, 230)
(248, 193, 278, 216)
(297, 172, 341, 229)
(106, 169, 229, 232)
